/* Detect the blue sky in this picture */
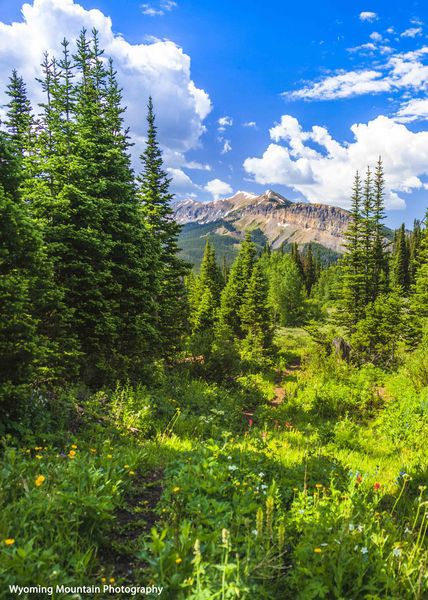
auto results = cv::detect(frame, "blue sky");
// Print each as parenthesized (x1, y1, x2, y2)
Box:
(1, 0, 428, 227)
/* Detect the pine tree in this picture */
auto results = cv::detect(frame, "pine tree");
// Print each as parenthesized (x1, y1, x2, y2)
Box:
(372, 157, 388, 297)
(303, 243, 316, 295)
(409, 219, 422, 285)
(412, 210, 428, 318)
(217, 232, 257, 338)
(240, 259, 273, 360)
(340, 172, 365, 329)
(291, 242, 305, 281)
(392, 224, 410, 292)
(361, 166, 375, 304)
(137, 97, 188, 358)
(4, 70, 34, 157)
(189, 240, 223, 332)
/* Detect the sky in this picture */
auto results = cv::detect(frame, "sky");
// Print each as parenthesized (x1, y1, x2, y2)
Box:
(1, 0, 428, 226)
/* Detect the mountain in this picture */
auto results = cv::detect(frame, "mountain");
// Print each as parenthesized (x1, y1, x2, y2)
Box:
(174, 189, 353, 266)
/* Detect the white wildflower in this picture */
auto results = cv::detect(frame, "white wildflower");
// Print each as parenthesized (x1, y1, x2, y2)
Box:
(392, 547, 402, 557)
(228, 465, 238, 471)
(361, 547, 368, 555)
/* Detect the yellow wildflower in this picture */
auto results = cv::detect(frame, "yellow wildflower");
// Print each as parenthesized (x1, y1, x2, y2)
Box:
(124, 465, 130, 469)
(101, 577, 106, 583)
(314, 547, 322, 553)
(35, 446, 42, 451)
(128, 471, 136, 476)
(315, 483, 323, 489)
(109, 578, 115, 584)
(90, 448, 97, 453)
(35, 475, 46, 487)
(68, 450, 76, 458)
(71, 444, 78, 449)
(35, 454, 43, 460)
(4, 539, 15, 546)
(107, 454, 113, 459)
(173, 486, 180, 493)
(175, 558, 182, 564)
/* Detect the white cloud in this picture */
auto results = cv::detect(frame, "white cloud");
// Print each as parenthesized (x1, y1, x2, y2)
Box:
(141, 1, 177, 16)
(396, 98, 428, 122)
(401, 27, 423, 38)
(348, 42, 377, 54)
(359, 12, 378, 22)
(0, 0, 211, 170)
(221, 139, 232, 154)
(243, 121, 257, 128)
(204, 178, 233, 199)
(244, 114, 428, 210)
(288, 70, 390, 100)
(167, 167, 198, 194)
(287, 45, 428, 100)
(370, 31, 382, 41)
(218, 115, 233, 127)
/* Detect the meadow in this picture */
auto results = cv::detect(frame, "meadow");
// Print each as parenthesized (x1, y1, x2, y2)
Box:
(1, 328, 426, 599)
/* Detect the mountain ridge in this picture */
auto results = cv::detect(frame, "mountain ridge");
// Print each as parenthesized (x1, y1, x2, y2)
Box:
(174, 190, 352, 256)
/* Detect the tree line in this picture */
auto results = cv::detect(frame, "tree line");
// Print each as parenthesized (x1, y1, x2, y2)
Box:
(0, 30, 187, 417)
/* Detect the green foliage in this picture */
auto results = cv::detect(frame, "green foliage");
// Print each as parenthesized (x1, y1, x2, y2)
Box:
(264, 252, 307, 326)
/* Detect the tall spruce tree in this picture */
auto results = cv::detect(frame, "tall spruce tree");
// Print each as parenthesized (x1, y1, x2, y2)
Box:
(340, 171, 365, 329)
(240, 259, 273, 359)
(412, 211, 428, 318)
(4, 70, 34, 157)
(392, 224, 410, 292)
(189, 240, 223, 332)
(303, 243, 316, 295)
(137, 97, 188, 358)
(372, 158, 388, 297)
(217, 232, 257, 338)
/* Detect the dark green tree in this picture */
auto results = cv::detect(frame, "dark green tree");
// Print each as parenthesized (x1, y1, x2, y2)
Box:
(137, 97, 188, 358)
(4, 70, 34, 157)
(392, 224, 410, 292)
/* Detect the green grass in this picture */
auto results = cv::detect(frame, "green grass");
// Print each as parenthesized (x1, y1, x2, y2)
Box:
(0, 331, 427, 599)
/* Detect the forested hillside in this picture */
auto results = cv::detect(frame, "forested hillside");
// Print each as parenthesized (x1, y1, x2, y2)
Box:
(0, 31, 427, 599)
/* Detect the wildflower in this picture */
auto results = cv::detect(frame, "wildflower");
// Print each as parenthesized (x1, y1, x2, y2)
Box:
(124, 465, 130, 469)
(101, 577, 106, 584)
(251, 529, 258, 536)
(107, 454, 112, 459)
(68, 450, 76, 458)
(315, 483, 323, 489)
(361, 547, 368, 555)
(35, 454, 42, 460)
(227, 456, 232, 460)
(293, 487, 298, 492)
(261, 431, 267, 441)
(4, 539, 15, 546)
(404, 527, 412, 535)
(258, 472, 265, 478)
(285, 421, 293, 429)
(261, 484, 268, 490)
(373, 482, 381, 491)
(71, 444, 78, 449)
(228, 465, 238, 471)
(248, 418, 253, 428)
(90, 448, 97, 453)
(357, 525, 364, 533)
(221, 529, 230, 545)
(35, 446, 42, 451)
(175, 558, 182, 564)
(320, 543, 328, 547)
(128, 471, 136, 476)
(314, 547, 322, 553)
(35, 475, 46, 487)
(356, 473, 363, 484)
(235, 481, 240, 486)
(173, 486, 180, 493)
(349, 524, 355, 531)
(109, 578, 115, 583)
(392, 547, 402, 558)
(298, 509, 305, 514)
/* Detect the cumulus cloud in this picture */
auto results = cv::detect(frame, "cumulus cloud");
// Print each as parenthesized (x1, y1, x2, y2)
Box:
(204, 178, 233, 199)
(221, 139, 232, 154)
(244, 114, 428, 210)
(167, 167, 199, 194)
(218, 115, 233, 127)
(396, 98, 428, 122)
(243, 121, 257, 128)
(287, 45, 428, 100)
(141, 1, 177, 17)
(0, 0, 211, 170)
(401, 27, 423, 38)
(359, 12, 378, 22)
(370, 31, 383, 41)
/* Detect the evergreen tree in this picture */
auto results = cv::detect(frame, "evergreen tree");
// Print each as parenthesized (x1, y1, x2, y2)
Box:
(4, 70, 34, 157)
(217, 232, 257, 338)
(340, 171, 365, 329)
(240, 259, 273, 361)
(291, 242, 305, 281)
(412, 211, 428, 319)
(189, 241, 223, 333)
(409, 219, 422, 285)
(372, 157, 389, 296)
(392, 223, 410, 292)
(303, 243, 316, 295)
(137, 97, 188, 358)
(361, 166, 375, 304)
